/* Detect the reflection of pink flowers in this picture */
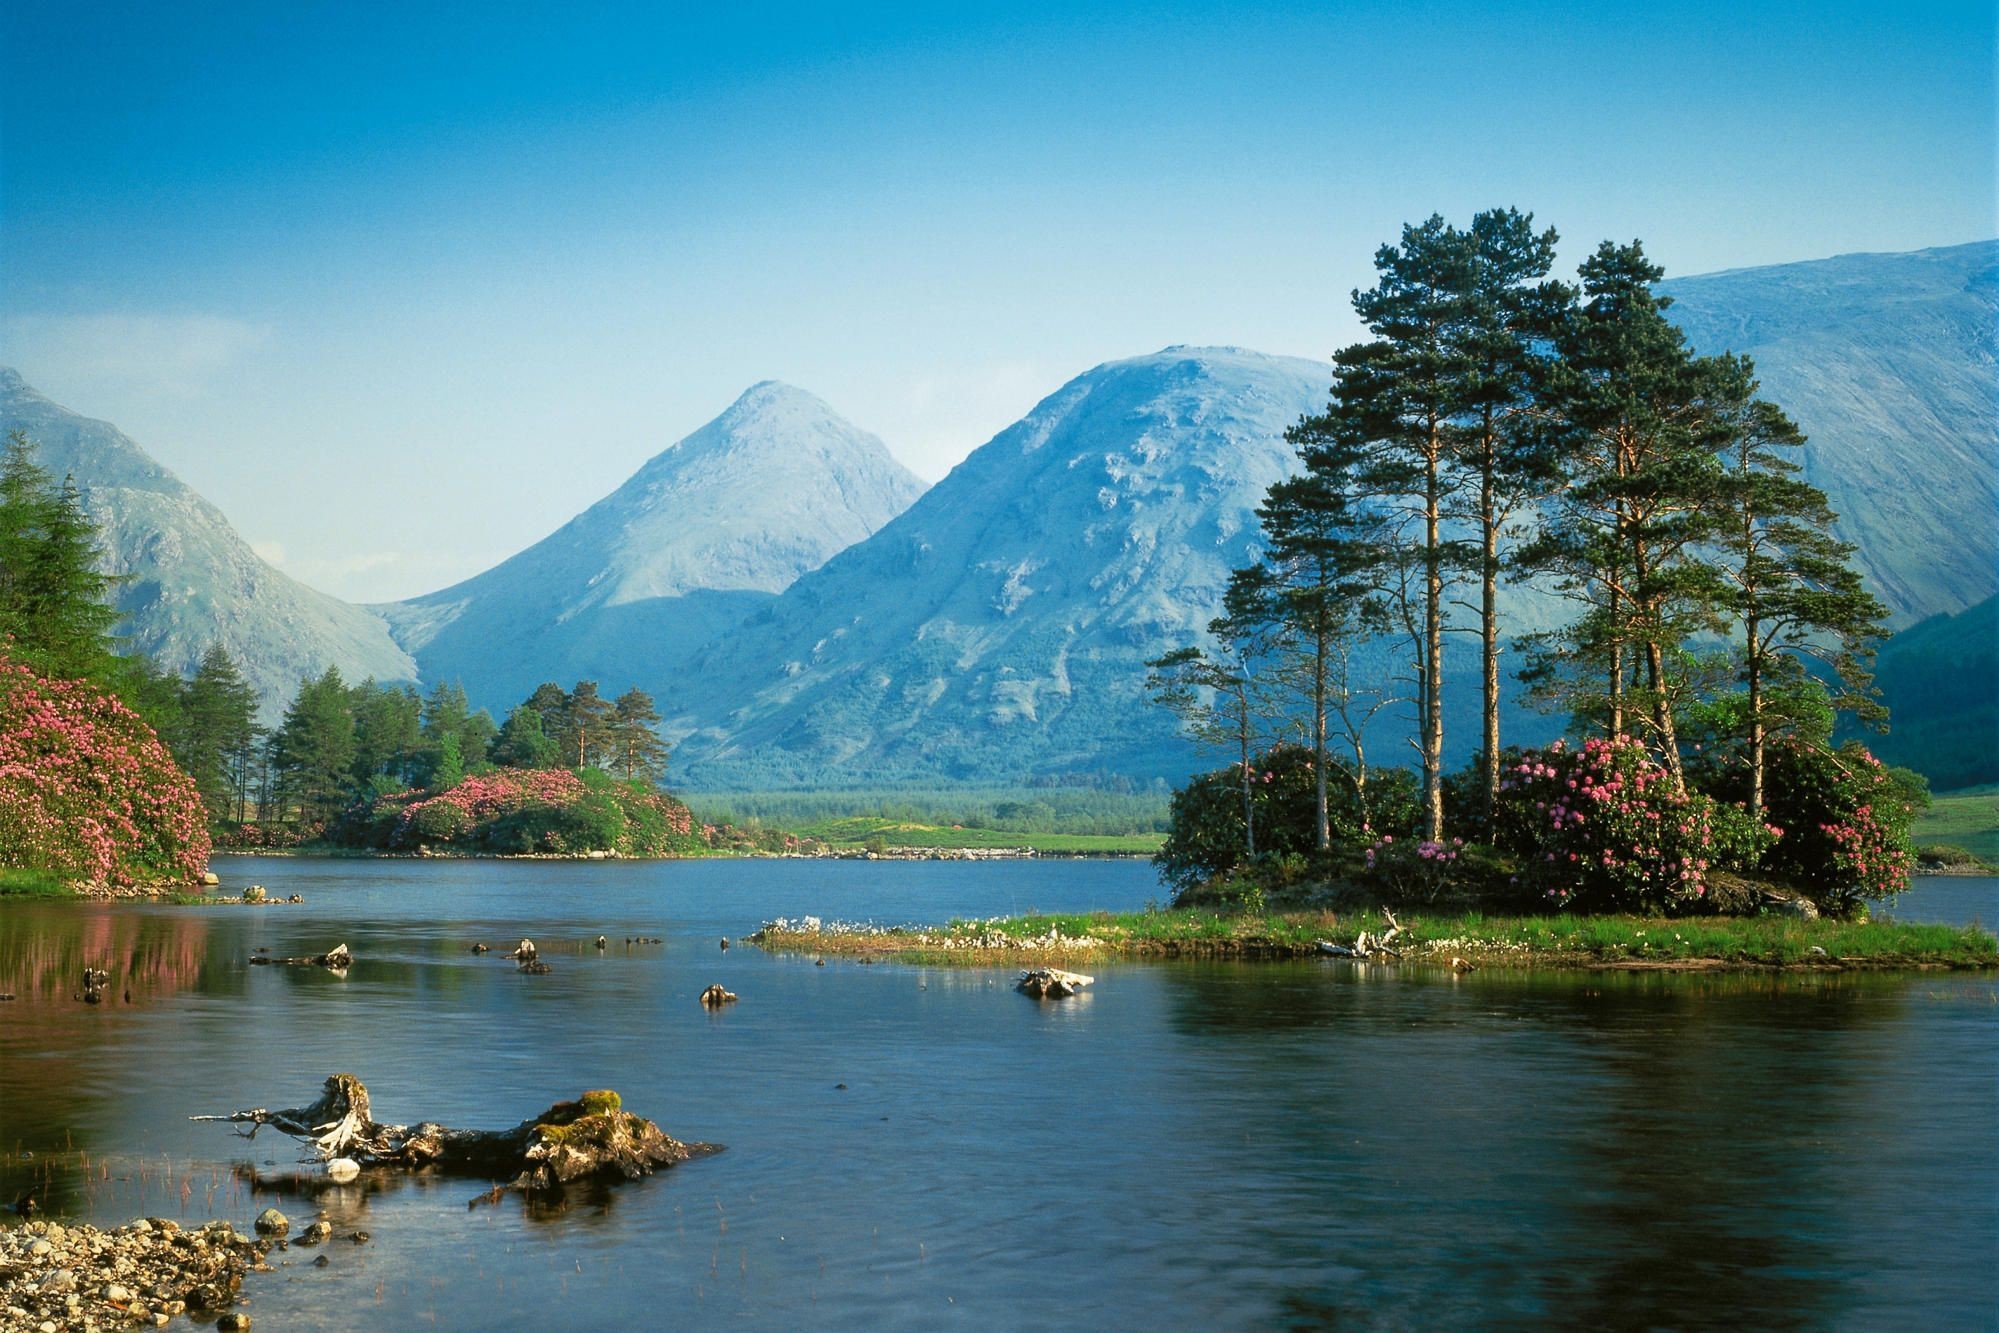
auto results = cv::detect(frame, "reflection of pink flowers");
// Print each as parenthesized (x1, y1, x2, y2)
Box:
(0, 655, 209, 886)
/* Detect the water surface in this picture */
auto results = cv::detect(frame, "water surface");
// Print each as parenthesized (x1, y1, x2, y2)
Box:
(1, 860, 1993, 1329)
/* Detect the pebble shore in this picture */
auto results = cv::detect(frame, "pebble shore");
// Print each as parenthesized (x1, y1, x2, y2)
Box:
(0, 1216, 272, 1332)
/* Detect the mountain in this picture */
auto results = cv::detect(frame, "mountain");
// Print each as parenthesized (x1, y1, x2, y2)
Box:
(1846, 594, 1999, 790)
(666, 348, 1336, 786)
(1663, 240, 1997, 625)
(377, 381, 926, 710)
(0, 367, 416, 711)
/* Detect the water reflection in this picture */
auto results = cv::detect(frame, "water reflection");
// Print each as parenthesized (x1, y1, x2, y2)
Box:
(0, 861, 1992, 1328)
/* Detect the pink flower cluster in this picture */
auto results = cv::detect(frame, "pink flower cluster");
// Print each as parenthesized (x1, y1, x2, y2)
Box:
(1496, 736, 1743, 912)
(0, 656, 210, 887)
(1363, 834, 1463, 901)
(391, 769, 589, 839)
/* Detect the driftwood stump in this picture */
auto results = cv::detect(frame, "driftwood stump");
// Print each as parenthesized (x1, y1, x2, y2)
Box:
(193, 1075, 715, 1196)
(1016, 967, 1094, 999)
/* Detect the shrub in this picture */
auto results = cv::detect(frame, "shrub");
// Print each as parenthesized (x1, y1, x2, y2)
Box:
(1753, 741, 1921, 914)
(1155, 745, 1418, 894)
(1492, 736, 1758, 913)
(0, 656, 210, 887)
(326, 766, 701, 857)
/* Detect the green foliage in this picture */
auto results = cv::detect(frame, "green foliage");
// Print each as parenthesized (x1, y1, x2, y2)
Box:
(270, 666, 355, 820)
(492, 704, 560, 768)
(0, 433, 123, 685)
(1491, 737, 1756, 913)
(1154, 745, 1419, 894)
(172, 644, 262, 824)
(1744, 741, 1923, 914)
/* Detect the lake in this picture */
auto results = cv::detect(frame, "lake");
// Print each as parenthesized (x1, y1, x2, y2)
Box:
(2, 858, 1995, 1329)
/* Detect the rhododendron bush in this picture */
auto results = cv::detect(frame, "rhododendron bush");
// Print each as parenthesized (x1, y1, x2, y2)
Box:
(1750, 740, 1917, 912)
(334, 766, 698, 855)
(0, 656, 210, 887)
(1492, 737, 1772, 913)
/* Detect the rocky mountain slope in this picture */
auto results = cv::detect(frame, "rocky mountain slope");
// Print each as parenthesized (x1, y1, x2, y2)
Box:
(0, 368, 416, 711)
(376, 381, 926, 711)
(1663, 239, 1996, 625)
(665, 347, 1337, 785)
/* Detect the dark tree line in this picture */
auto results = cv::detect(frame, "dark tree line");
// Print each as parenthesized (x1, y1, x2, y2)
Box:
(262, 674, 671, 821)
(1153, 209, 1886, 858)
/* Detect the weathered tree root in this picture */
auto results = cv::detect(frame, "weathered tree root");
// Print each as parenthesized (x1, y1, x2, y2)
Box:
(1016, 967, 1094, 998)
(249, 943, 352, 970)
(1317, 907, 1405, 960)
(192, 1074, 717, 1199)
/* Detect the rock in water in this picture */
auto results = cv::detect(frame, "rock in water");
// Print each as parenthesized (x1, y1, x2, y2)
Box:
(252, 1208, 288, 1236)
(699, 984, 737, 1007)
(1015, 968, 1094, 999)
(326, 1158, 360, 1182)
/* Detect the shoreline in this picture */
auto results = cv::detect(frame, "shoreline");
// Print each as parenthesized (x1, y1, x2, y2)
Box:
(748, 906, 1999, 974)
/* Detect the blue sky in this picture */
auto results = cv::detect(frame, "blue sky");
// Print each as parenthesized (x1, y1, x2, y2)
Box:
(2, 1, 1992, 601)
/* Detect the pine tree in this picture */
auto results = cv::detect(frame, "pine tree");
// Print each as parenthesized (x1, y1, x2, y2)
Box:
(349, 680, 424, 790)
(1291, 216, 1477, 841)
(1518, 241, 1735, 789)
(523, 682, 574, 764)
(271, 667, 356, 820)
(565, 681, 616, 769)
(0, 432, 123, 683)
(1146, 591, 1286, 862)
(492, 704, 560, 768)
(1714, 395, 1889, 815)
(1448, 209, 1570, 826)
(177, 644, 262, 822)
(609, 688, 670, 783)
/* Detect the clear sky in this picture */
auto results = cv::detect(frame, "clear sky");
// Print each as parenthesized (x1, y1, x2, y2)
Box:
(2, 1, 1992, 602)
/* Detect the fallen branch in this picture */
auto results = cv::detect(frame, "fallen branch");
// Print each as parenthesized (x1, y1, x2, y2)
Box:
(248, 943, 351, 970)
(193, 1074, 715, 1197)
(1317, 908, 1405, 961)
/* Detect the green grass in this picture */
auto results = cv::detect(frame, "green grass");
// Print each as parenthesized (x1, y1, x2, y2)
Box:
(754, 905, 1999, 970)
(0, 866, 78, 899)
(790, 815, 1163, 855)
(1913, 788, 1999, 866)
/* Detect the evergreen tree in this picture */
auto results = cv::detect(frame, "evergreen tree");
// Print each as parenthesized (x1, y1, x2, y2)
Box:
(1291, 216, 1477, 841)
(1713, 394, 1889, 815)
(349, 680, 423, 790)
(1447, 209, 1570, 825)
(565, 681, 616, 769)
(0, 432, 123, 683)
(523, 682, 574, 764)
(1518, 240, 1736, 789)
(609, 687, 670, 783)
(271, 667, 356, 820)
(177, 644, 262, 822)
(491, 704, 560, 768)
(418, 680, 496, 783)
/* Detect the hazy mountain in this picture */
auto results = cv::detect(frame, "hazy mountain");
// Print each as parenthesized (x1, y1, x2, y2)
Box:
(0, 367, 417, 710)
(1663, 239, 1997, 625)
(377, 381, 926, 710)
(666, 348, 1337, 786)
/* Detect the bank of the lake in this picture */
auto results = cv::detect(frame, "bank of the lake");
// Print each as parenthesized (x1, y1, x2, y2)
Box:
(752, 904, 1999, 971)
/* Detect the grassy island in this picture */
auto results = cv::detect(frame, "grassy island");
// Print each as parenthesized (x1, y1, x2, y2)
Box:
(751, 906, 1999, 972)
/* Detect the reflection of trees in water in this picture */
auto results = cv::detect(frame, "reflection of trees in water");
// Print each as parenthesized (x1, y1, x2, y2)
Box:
(0, 905, 216, 1009)
(230, 1162, 625, 1228)
(0, 906, 231, 1157)
(1151, 963, 1913, 1325)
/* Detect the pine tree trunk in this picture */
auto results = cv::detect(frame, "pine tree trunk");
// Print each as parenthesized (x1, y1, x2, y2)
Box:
(1746, 616, 1764, 820)
(1645, 638, 1685, 791)
(1480, 469, 1500, 828)
(1314, 626, 1331, 851)
(1423, 451, 1444, 843)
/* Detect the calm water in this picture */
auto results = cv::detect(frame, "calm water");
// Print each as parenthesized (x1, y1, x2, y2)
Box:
(1, 859, 1995, 1330)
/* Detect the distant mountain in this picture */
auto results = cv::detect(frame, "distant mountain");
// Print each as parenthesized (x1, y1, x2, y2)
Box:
(1849, 594, 1999, 790)
(666, 348, 1336, 786)
(1663, 240, 1997, 625)
(377, 381, 926, 710)
(0, 367, 416, 712)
